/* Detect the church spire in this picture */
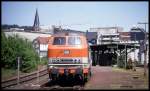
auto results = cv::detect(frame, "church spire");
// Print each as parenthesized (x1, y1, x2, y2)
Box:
(33, 8, 40, 31)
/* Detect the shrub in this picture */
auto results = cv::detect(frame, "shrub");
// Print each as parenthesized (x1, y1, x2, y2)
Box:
(118, 55, 125, 68)
(1, 31, 40, 73)
(126, 58, 133, 69)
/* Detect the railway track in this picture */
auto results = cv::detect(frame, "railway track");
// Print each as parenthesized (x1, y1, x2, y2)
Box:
(2, 68, 85, 90)
(40, 80, 84, 90)
(2, 68, 48, 88)
(40, 85, 84, 90)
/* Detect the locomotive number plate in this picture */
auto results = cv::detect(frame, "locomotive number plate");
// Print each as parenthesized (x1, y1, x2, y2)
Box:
(64, 50, 70, 54)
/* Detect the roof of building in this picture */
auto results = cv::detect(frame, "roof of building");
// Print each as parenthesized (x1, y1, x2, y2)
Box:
(52, 32, 85, 37)
(54, 28, 85, 35)
(36, 36, 50, 44)
(119, 32, 130, 36)
(90, 43, 139, 50)
(90, 27, 122, 29)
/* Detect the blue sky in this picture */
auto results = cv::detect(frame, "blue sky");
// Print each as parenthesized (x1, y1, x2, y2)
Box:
(2, 1, 148, 32)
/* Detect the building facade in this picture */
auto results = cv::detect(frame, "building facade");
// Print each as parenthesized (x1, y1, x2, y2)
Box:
(130, 27, 145, 41)
(32, 36, 50, 58)
(87, 26, 148, 65)
(119, 32, 131, 42)
(129, 27, 149, 65)
(122, 27, 149, 65)
(40, 25, 54, 34)
(90, 27, 123, 44)
(86, 31, 97, 45)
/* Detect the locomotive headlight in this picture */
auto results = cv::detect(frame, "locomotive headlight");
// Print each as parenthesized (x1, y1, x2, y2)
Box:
(73, 59, 77, 63)
(49, 66, 53, 68)
(77, 59, 81, 63)
(53, 59, 57, 63)
(57, 59, 59, 62)
(82, 57, 88, 64)
(74, 58, 81, 63)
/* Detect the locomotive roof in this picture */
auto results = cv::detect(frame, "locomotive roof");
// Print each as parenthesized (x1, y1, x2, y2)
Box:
(52, 32, 85, 37)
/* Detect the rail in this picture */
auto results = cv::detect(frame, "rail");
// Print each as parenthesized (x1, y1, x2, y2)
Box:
(2, 68, 48, 88)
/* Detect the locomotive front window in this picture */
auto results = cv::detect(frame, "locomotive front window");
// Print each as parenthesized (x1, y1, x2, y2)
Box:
(68, 37, 81, 45)
(53, 37, 66, 45)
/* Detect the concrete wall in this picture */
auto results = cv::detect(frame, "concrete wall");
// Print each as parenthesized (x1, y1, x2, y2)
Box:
(4, 31, 51, 42)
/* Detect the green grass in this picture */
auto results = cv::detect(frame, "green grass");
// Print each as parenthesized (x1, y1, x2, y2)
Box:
(1, 58, 48, 80)
(38, 57, 48, 66)
(1, 68, 17, 80)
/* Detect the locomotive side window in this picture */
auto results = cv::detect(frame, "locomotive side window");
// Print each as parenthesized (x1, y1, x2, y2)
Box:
(53, 37, 66, 45)
(68, 37, 81, 45)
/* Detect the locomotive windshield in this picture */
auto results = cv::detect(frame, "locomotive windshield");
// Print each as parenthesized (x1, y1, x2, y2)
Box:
(68, 37, 81, 45)
(53, 37, 66, 45)
(53, 36, 82, 45)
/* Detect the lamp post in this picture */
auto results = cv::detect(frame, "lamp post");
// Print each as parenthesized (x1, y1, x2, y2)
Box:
(37, 60, 39, 84)
(134, 34, 136, 61)
(133, 34, 136, 71)
(17, 57, 20, 85)
(138, 22, 148, 76)
(125, 44, 127, 69)
(117, 42, 119, 67)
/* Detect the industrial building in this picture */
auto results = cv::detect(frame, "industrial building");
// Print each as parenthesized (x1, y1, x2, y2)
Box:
(86, 26, 148, 66)
(89, 27, 123, 45)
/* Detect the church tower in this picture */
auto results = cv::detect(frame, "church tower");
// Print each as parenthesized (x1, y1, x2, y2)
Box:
(33, 8, 40, 31)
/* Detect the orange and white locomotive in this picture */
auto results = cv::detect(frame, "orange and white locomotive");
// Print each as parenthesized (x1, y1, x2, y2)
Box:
(47, 32, 92, 82)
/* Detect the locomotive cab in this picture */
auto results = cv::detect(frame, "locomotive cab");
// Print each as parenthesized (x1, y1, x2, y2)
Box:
(47, 32, 92, 82)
